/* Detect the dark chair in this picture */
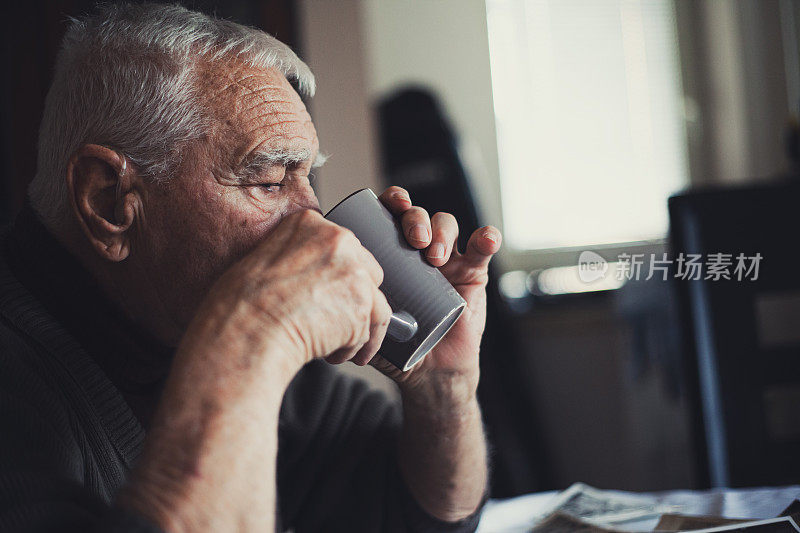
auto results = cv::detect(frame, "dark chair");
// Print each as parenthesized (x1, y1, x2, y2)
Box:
(669, 180, 800, 488)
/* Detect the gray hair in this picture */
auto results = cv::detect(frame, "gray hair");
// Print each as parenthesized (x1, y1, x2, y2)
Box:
(28, 2, 315, 230)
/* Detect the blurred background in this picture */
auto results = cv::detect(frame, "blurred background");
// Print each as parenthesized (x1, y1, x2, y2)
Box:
(3, 0, 800, 499)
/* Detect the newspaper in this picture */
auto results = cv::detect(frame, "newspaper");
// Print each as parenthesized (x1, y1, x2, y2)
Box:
(531, 483, 670, 528)
(530, 512, 629, 532)
(656, 514, 747, 530)
(527, 514, 800, 533)
(521, 484, 800, 531)
(484, 484, 800, 532)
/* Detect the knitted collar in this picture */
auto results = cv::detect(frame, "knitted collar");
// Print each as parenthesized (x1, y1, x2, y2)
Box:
(3, 202, 174, 430)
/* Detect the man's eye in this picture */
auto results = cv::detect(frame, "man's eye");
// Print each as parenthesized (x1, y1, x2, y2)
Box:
(257, 183, 285, 192)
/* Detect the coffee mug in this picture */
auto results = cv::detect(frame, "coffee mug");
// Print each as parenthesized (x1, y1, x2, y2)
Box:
(325, 188, 466, 371)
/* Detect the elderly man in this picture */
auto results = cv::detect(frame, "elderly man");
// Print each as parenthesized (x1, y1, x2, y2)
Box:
(0, 4, 500, 532)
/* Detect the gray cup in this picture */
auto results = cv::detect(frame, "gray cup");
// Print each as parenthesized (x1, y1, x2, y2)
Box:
(325, 188, 466, 371)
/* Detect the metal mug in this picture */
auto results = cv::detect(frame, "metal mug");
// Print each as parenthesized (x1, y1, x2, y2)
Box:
(324, 188, 466, 371)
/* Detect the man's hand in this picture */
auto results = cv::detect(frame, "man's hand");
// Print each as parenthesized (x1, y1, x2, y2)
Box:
(207, 208, 394, 373)
(369, 186, 501, 392)
(121, 194, 494, 530)
(368, 186, 500, 523)
(120, 208, 394, 532)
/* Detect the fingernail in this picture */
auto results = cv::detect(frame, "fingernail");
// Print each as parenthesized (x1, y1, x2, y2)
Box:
(428, 243, 445, 259)
(409, 224, 429, 242)
(391, 191, 410, 202)
(483, 231, 498, 243)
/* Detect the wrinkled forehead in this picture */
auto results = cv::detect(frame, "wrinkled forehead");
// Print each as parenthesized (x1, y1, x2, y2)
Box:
(195, 60, 318, 163)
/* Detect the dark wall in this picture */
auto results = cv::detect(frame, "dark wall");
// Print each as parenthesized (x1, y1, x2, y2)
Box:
(0, 0, 300, 224)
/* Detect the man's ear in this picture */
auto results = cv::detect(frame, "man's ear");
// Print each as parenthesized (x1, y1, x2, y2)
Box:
(65, 144, 139, 262)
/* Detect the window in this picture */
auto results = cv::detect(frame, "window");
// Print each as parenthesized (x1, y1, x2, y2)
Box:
(486, 0, 689, 251)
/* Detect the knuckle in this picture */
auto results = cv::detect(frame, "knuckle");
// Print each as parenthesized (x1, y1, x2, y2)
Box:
(431, 211, 449, 222)
(407, 206, 428, 218)
(348, 276, 373, 310)
(380, 301, 393, 324)
(364, 255, 384, 283)
(328, 226, 357, 252)
(340, 285, 372, 348)
(359, 325, 371, 346)
(295, 208, 322, 224)
(432, 211, 456, 226)
(354, 316, 372, 344)
(318, 223, 339, 243)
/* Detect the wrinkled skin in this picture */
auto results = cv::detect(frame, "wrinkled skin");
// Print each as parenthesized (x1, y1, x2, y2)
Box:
(110, 62, 500, 388)
(128, 64, 324, 338)
(61, 61, 500, 532)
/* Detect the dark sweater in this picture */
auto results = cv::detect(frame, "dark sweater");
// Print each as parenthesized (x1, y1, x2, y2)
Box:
(0, 205, 484, 532)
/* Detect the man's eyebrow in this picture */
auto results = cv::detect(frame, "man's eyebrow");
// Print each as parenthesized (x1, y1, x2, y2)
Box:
(236, 148, 328, 180)
(312, 151, 329, 169)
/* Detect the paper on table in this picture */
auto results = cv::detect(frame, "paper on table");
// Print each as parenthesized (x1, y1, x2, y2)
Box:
(528, 512, 800, 533)
(529, 512, 627, 532)
(656, 514, 749, 530)
(477, 485, 800, 532)
(538, 483, 672, 527)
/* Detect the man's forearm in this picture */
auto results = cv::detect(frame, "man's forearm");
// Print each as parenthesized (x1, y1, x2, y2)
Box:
(398, 372, 488, 523)
(118, 301, 300, 532)
(120, 391, 283, 533)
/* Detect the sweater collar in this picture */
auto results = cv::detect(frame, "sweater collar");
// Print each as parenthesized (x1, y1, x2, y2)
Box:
(5, 202, 173, 424)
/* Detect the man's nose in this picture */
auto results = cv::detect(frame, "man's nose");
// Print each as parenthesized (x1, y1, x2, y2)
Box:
(287, 184, 321, 215)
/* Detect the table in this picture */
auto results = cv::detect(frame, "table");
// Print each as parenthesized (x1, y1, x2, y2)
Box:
(477, 485, 800, 532)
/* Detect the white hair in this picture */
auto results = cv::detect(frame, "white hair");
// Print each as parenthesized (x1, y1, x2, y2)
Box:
(28, 2, 315, 230)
